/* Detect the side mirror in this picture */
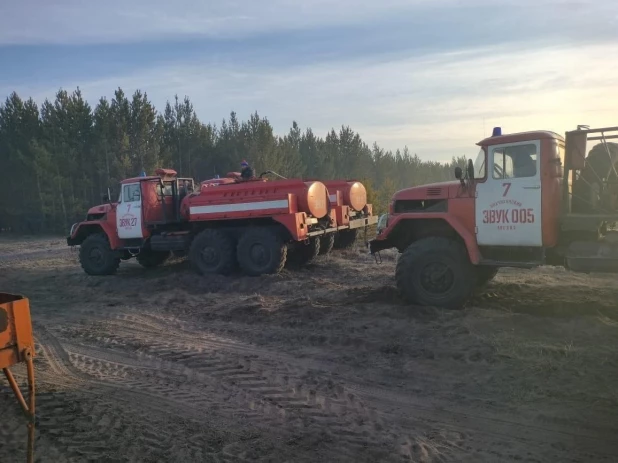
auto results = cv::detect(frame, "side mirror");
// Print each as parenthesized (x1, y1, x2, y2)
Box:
(454, 166, 463, 180)
(103, 187, 114, 206)
(467, 159, 475, 180)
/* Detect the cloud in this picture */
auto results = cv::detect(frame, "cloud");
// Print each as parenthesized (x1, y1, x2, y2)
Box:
(2, 0, 616, 94)
(4, 41, 616, 162)
(1, 0, 616, 45)
(0, 0, 431, 45)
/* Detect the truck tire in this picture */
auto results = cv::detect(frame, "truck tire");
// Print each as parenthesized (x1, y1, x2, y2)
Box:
(189, 229, 236, 275)
(79, 233, 120, 276)
(333, 229, 357, 249)
(237, 227, 287, 276)
(136, 250, 170, 268)
(476, 266, 499, 288)
(319, 233, 335, 255)
(395, 237, 476, 309)
(286, 237, 320, 268)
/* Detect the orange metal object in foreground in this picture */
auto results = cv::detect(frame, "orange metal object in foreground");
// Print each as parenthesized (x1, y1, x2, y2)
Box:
(1, 293, 36, 463)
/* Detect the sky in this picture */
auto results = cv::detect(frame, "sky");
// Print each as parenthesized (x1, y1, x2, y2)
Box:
(1, 0, 617, 162)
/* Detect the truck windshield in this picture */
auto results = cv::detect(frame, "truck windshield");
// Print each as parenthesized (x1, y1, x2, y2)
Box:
(473, 148, 487, 178)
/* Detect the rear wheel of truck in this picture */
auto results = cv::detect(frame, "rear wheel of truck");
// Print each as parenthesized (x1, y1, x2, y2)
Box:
(395, 237, 476, 309)
(286, 237, 320, 268)
(333, 229, 357, 249)
(136, 250, 170, 268)
(189, 229, 236, 275)
(319, 233, 335, 255)
(79, 233, 120, 276)
(237, 227, 287, 276)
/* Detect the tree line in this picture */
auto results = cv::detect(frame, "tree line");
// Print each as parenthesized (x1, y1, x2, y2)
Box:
(0, 87, 465, 234)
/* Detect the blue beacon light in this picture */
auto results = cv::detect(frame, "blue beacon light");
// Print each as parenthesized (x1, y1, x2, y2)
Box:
(492, 127, 502, 137)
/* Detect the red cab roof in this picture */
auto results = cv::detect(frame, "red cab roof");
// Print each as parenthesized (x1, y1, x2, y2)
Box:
(477, 130, 564, 146)
(120, 168, 178, 184)
(120, 176, 160, 184)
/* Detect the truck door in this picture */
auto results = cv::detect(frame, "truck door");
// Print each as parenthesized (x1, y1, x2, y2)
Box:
(475, 140, 542, 246)
(116, 182, 144, 239)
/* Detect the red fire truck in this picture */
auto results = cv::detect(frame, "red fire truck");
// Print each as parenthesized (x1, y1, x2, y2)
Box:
(67, 169, 376, 276)
(370, 125, 618, 309)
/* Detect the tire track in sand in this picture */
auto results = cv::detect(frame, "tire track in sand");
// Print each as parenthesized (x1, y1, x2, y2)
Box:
(38, 323, 409, 462)
(32, 325, 240, 462)
(66, 313, 618, 462)
(344, 383, 618, 462)
(54, 315, 423, 462)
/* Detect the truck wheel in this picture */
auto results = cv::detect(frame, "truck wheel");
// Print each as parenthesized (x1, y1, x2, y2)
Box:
(286, 237, 320, 268)
(333, 229, 357, 249)
(476, 266, 499, 288)
(137, 250, 170, 268)
(237, 228, 287, 276)
(189, 229, 236, 275)
(395, 237, 476, 309)
(319, 233, 335, 255)
(79, 233, 120, 276)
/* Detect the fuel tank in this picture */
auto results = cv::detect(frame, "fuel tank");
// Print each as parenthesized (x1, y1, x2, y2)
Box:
(301, 181, 329, 218)
(323, 180, 367, 212)
(183, 178, 330, 219)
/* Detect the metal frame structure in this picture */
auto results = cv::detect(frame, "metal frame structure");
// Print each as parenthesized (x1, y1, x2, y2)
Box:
(564, 125, 618, 216)
(1, 293, 36, 463)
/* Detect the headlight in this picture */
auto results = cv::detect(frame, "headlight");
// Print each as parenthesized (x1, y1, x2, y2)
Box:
(377, 214, 389, 233)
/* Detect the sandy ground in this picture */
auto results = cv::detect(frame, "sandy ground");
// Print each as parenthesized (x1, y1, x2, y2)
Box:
(1, 235, 617, 463)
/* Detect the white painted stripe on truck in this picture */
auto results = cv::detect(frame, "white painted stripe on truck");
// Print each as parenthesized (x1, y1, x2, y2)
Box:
(190, 199, 289, 215)
(329, 194, 337, 202)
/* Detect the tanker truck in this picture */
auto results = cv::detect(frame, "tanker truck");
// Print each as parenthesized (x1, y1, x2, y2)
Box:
(67, 169, 376, 276)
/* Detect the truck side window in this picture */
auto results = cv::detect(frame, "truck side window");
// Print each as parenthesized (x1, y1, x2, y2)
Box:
(123, 184, 141, 202)
(156, 182, 173, 198)
(492, 144, 537, 179)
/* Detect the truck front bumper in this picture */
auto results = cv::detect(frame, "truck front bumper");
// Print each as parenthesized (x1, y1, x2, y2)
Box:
(67, 223, 80, 246)
(368, 238, 393, 254)
(368, 214, 393, 254)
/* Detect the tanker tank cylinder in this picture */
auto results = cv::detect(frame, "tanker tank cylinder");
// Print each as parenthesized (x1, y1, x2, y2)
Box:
(346, 181, 368, 212)
(300, 181, 329, 219)
(324, 180, 368, 212)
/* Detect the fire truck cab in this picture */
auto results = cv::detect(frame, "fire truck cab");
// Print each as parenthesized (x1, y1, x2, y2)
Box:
(370, 125, 618, 309)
